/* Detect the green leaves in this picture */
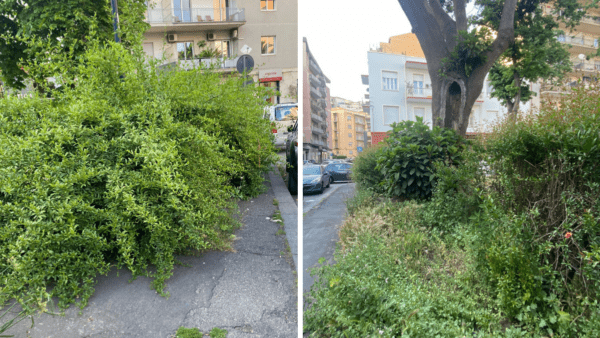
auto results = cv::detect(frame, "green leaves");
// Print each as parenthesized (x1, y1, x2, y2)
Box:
(0, 42, 274, 313)
(376, 117, 468, 200)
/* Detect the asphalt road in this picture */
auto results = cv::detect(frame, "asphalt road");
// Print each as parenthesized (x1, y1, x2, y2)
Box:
(302, 182, 356, 295)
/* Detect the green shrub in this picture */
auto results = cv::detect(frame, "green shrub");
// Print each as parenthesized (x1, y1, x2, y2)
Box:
(420, 141, 486, 235)
(0, 41, 274, 312)
(376, 117, 468, 200)
(350, 145, 384, 193)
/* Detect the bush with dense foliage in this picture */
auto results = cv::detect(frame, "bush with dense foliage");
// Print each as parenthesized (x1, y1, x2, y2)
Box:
(350, 145, 384, 193)
(0, 41, 276, 312)
(305, 88, 600, 337)
(377, 117, 467, 199)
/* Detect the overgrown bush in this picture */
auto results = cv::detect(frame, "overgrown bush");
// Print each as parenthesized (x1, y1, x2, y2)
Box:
(0, 41, 275, 312)
(350, 145, 384, 193)
(376, 117, 467, 199)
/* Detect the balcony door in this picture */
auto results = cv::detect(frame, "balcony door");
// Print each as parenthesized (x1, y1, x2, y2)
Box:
(173, 0, 191, 22)
(413, 74, 424, 96)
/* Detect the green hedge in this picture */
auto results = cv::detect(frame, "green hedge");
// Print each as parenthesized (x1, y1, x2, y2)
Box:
(377, 117, 467, 200)
(0, 42, 275, 312)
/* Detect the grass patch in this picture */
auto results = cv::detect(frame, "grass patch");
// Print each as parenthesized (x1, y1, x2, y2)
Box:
(175, 327, 202, 338)
(273, 198, 279, 206)
(209, 327, 227, 338)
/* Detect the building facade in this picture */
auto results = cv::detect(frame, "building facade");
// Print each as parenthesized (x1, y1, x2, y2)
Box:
(366, 33, 534, 145)
(303, 37, 331, 162)
(540, 4, 600, 99)
(331, 107, 370, 158)
(142, 0, 297, 104)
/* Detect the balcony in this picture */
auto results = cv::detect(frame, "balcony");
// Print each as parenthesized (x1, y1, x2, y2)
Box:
(406, 87, 485, 102)
(356, 126, 365, 133)
(312, 125, 326, 135)
(311, 113, 324, 124)
(145, 5, 245, 33)
(557, 35, 598, 54)
(572, 59, 600, 74)
(355, 117, 365, 125)
(176, 56, 240, 71)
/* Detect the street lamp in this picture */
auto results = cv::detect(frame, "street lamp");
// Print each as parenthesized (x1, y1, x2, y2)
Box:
(110, 0, 120, 43)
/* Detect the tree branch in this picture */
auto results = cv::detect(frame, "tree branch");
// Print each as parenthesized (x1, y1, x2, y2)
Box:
(472, 0, 518, 81)
(454, 0, 468, 32)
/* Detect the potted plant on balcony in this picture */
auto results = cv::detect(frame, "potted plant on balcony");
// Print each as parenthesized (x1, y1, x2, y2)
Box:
(195, 41, 223, 68)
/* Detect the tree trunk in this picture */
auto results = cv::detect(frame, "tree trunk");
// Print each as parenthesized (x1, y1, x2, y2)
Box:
(397, 0, 518, 136)
(508, 67, 521, 118)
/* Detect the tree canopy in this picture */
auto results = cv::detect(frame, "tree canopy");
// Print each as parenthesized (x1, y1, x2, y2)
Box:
(0, 0, 148, 90)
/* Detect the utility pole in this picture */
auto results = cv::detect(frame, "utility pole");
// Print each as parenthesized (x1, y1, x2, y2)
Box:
(110, 0, 120, 43)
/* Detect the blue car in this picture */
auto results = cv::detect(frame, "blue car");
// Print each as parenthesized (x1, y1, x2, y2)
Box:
(303, 165, 330, 194)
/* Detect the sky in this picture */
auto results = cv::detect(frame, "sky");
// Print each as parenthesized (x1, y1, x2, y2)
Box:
(300, 0, 412, 103)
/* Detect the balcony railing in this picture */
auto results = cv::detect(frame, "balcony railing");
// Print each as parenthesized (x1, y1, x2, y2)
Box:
(146, 6, 245, 24)
(407, 87, 432, 97)
(178, 56, 240, 70)
(557, 35, 598, 48)
(573, 60, 600, 72)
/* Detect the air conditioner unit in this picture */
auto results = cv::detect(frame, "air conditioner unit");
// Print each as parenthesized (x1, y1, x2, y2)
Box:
(207, 33, 215, 41)
(231, 29, 238, 39)
(167, 34, 178, 43)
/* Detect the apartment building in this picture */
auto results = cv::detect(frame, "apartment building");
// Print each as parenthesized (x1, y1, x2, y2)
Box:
(540, 3, 600, 97)
(330, 96, 363, 111)
(303, 37, 332, 162)
(331, 107, 370, 158)
(142, 0, 297, 104)
(366, 33, 534, 145)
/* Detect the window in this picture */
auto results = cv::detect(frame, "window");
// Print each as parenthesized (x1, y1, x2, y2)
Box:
(261, 36, 276, 55)
(347, 116, 351, 121)
(261, 0, 275, 10)
(347, 124, 351, 129)
(173, 0, 191, 22)
(557, 34, 566, 42)
(214, 40, 231, 58)
(349, 150, 353, 155)
(382, 71, 398, 91)
(383, 106, 399, 125)
(348, 133, 352, 138)
(413, 74, 424, 95)
(349, 142, 353, 146)
(595, 39, 598, 48)
(177, 42, 193, 60)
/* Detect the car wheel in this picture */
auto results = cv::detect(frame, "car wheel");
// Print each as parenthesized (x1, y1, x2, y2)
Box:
(329, 176, 333, 185)
(320, 182, 324, 194)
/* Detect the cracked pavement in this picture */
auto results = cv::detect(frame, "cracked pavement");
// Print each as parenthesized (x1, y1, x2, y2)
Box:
(6, 174, 298, 338)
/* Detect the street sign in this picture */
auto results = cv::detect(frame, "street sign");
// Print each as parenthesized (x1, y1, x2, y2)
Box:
(357, 147, 363, 153)
(236, 54, 254, 74)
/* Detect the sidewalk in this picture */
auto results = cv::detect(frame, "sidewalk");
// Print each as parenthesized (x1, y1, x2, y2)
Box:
(6, 171, 298, 338)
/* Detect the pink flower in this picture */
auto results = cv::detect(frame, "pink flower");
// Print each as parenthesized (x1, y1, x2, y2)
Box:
(565, 232, 572, 239)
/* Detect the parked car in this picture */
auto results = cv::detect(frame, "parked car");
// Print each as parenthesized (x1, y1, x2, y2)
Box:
(285, 120, 298, 194)
(303, 165, 331, 194)
(324, 163, 353, 183)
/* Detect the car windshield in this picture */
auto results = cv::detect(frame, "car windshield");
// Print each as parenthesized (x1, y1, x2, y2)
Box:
(328, 164, 351, 171)
(303, 166, 321, 175)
